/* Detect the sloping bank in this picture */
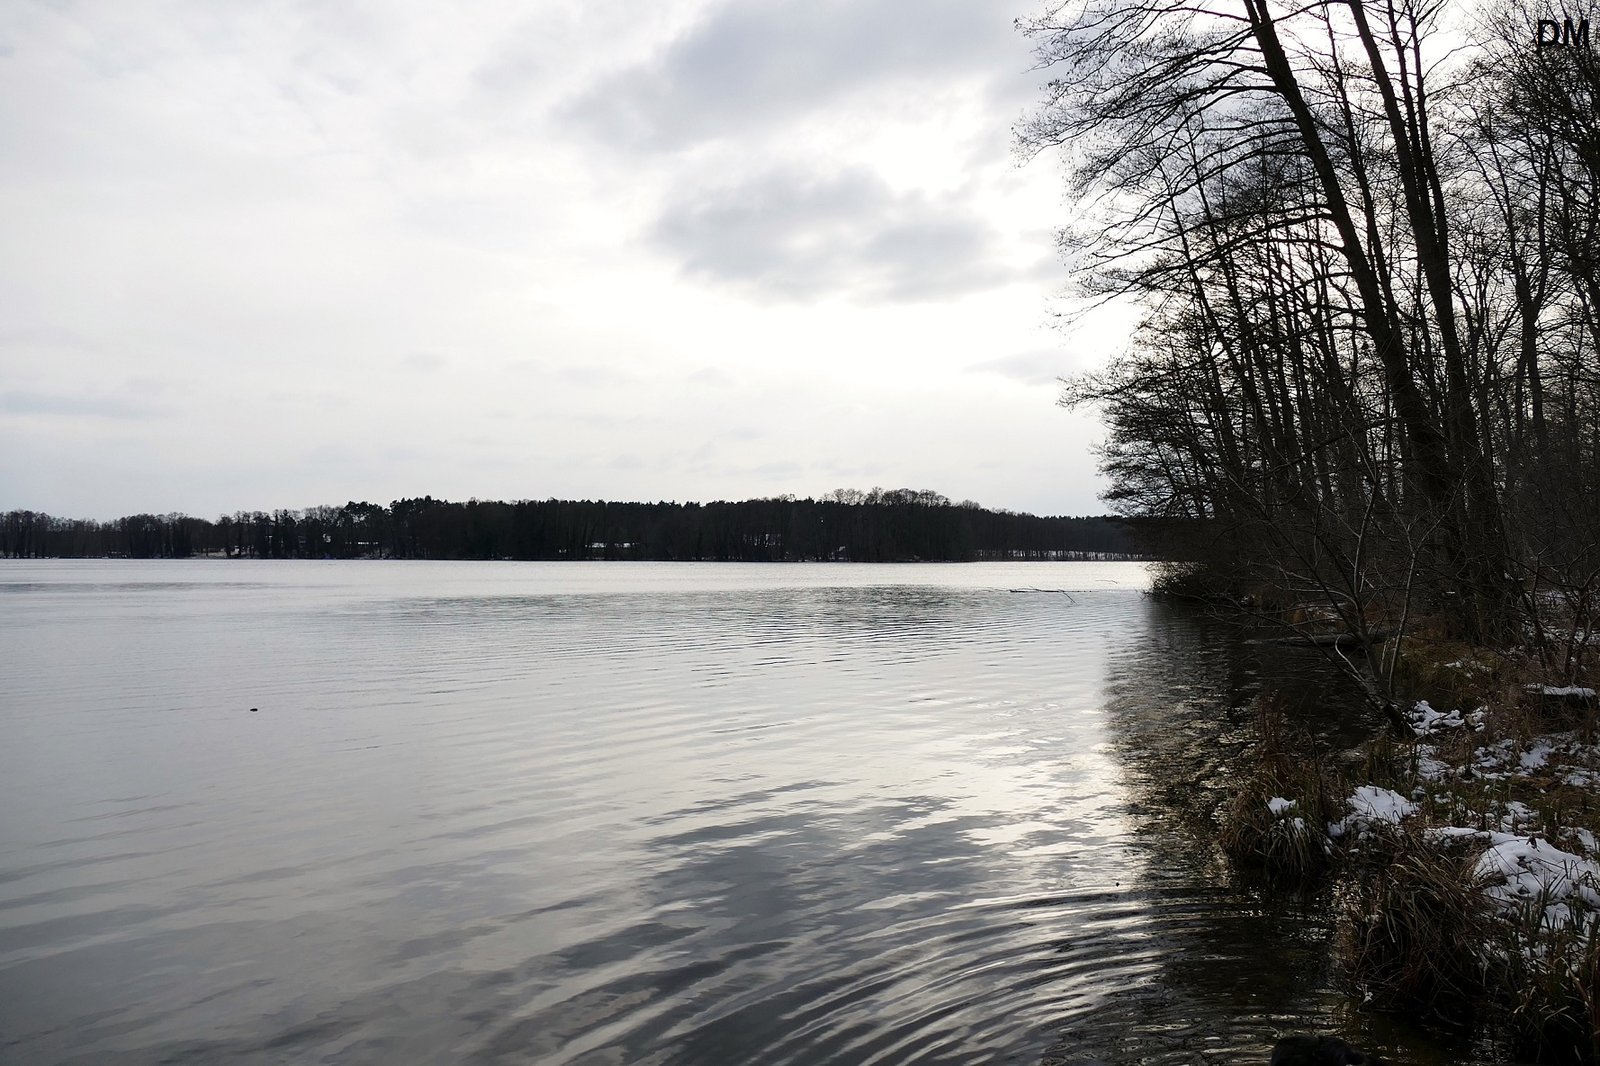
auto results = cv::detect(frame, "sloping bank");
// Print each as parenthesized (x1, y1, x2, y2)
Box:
(1223, 684, 1600, 1062)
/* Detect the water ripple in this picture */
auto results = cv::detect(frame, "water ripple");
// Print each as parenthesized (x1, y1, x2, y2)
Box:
(0, 561, 1482, 1065)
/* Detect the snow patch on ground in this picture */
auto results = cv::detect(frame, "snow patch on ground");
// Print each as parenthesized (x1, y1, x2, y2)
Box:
(1410, 700, 1465, 736)
(1438, 727, 1600, 791)
(1501, 800, 1539, 831)
(1565, 768, 1600, 788)
(1562, 827, 1599, 855)
(1416, 752, 1452, 780)
(1473, 738, 1517, 779)
(1473, 832, 1600, 922)
(1330, 785, 1418, 838)
(1267, 797, 1296, 816)
(1350, 785, 1418, 822)
(1520, 741, 1558, 771)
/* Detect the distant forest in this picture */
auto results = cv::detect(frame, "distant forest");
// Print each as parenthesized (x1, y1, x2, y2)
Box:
(0, 490, 1139, 562)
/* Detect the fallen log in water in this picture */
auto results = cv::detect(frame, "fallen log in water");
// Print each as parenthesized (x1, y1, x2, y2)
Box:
(1525, 684, 1597, 708)
(1271, 629, 1392, 649)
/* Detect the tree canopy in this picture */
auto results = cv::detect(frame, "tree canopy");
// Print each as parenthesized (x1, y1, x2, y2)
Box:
(1023, 0, 1600, 678)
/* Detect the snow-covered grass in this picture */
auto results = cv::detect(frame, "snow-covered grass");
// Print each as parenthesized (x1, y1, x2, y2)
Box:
(1218, 679, 1600, 1054)
(1329, 785, 1417, 839)
(1495, 877, 1600, 1062)
(1302, 682, 1599, 1053)
(1473, 831, 1600, 920)
(1221, 592, 1600, 1052)
(1410, 699, 1476, 736)
(1535, 685, 1597, 701)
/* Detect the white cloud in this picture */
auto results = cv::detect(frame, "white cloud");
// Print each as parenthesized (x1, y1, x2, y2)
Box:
(0, 0, 1109, 519)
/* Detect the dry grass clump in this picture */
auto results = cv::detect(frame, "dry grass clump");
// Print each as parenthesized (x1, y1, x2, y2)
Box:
(1357, 731, 1408, 791)
(1217, 698, 1342, 884)
(1147, 561, 1231, 601)
(1337, 830, 1490, 1022)
(1497, 903, 1600, 1063)
(1218, 783, 1332, 884)
(1386, 635, 1504, 711)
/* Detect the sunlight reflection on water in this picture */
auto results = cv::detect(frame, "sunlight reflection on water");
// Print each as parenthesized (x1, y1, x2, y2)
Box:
(0, 561, 1483, 1065)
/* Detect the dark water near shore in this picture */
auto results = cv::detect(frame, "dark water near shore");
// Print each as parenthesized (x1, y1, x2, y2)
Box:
(0, 561, 1483, 1065)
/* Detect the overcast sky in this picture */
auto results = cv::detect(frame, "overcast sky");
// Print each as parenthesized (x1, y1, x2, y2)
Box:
(0, 0, 1122, 520)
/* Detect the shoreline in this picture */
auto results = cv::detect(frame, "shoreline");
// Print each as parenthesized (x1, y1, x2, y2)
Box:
(1226, 657, 1600, 1062)
(0, 552, 1158, 563)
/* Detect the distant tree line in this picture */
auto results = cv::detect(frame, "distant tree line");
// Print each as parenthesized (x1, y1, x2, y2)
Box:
(0, 489, 1139, 562)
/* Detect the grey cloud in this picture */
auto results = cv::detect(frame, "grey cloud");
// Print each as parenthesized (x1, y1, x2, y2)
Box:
(966, 348, 1066, 385)
(400, 352, 445, 372)
(687, 458, 806, 481)
(685, 367, 736, 387)
(495, 406, 642, 430)
(0, 390, 161, 420)
(498, 360, 629, 388)
(0, 324, 105, 355)
(560, 0, 1018, 150)
(650, 166, 1015, 302)
(685, 427, 765, 465)
(553, 364, 613, 386)
(748, 460, 803, 478)
(124, 375, 182, 396)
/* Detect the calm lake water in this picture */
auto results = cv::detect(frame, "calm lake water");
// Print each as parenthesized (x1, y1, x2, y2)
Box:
(0, 561, 1474, 1065)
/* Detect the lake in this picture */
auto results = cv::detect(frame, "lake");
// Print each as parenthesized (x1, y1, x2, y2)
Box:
(0, 560, 1465, 1064)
